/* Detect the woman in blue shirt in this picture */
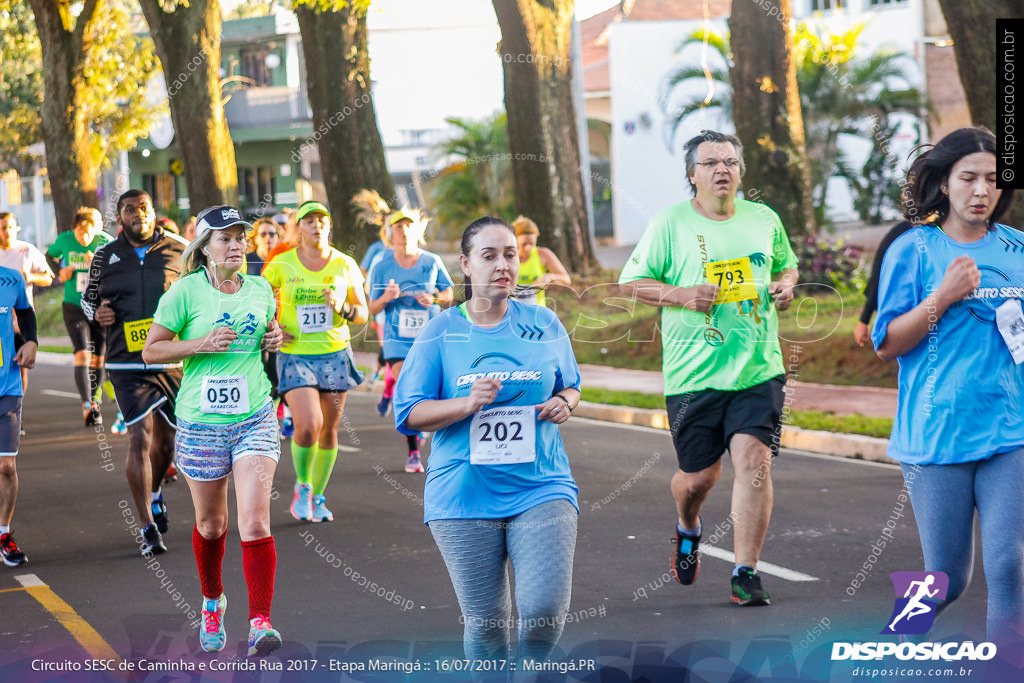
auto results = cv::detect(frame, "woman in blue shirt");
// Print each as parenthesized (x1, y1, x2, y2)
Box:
(368, 209, 454, 473)
(873, 127, 1023, 647)
(394, 216, 581, 665)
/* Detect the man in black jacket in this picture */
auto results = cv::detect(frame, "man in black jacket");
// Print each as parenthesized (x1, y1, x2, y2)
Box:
(82, 190, 187, 556)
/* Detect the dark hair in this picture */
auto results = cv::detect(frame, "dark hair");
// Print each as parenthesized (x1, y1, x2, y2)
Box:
(682, 129, 745, 196)
(460, 216, 515, 300)
(905, 126, 1013, 227)
(116, 189, 152, 215)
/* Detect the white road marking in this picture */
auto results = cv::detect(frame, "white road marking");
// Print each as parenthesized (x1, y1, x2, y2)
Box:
(41, 390, 82, 400)
(15, 573, 45, 587)
(699, 546, 820, 582)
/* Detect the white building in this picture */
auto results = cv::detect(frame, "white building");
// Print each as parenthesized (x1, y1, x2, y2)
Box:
(584, 0, 964, 245)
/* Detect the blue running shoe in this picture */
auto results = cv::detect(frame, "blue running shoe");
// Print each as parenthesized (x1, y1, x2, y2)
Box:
(311, 494, 333, 522)
(290, 482, 312, 521)
(247, 615, 282, 656)
(199, 595, 227, 652)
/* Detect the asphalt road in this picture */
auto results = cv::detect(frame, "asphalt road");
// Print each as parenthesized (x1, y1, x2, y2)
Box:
(1, 364, 1017, 682)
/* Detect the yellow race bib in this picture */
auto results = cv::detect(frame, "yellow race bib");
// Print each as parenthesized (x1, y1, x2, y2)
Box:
(705, 257, 757, 304)
(124, 318, 153, 353)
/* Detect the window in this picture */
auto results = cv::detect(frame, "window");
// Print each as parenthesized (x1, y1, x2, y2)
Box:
(142, 174, 177, 213)
(240, 46, 272, 88)
(810, 0, 846, 10)
(238, 166, 277, 208)
(867, 0, 908, 6)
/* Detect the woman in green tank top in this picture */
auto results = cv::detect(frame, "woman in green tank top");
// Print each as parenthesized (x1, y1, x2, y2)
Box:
(510, 215, 571, 306)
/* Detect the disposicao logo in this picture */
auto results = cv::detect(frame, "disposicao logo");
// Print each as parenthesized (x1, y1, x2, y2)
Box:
(882, 571, 948, 635)
(831, 571, 997, 663)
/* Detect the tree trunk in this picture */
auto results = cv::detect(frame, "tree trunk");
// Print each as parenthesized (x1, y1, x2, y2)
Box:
(728, 0, 815, 238)
(294, 4, 394, 259)
(936, 0, 1024, 225)
(492, 0, 597, 273)
(139, 0, 237, 212)
(28, 0, 102, 233)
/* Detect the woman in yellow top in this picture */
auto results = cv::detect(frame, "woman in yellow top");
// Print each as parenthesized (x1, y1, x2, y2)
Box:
(511, 216, 571, 307)
(262, 201, 368, 523)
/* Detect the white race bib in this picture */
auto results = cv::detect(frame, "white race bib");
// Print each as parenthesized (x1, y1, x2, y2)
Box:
(200, 375, 249, 415)
(76, 271, 89, 292)
(996, 299, 1024, 365)
(297, 304, 331, 334)
(469, 406, 536, 465)
(398, 308, 428, 338)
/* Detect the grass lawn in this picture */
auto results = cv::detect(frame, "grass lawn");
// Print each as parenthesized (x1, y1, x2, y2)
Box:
(33, 266, 898, 391)
(347, 272, 898, 387)
(581, 387, 893, 438)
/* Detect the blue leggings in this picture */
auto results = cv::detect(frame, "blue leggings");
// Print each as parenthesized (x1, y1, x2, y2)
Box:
(902, 447, 1024, 646)
(428, 499, 577, 663)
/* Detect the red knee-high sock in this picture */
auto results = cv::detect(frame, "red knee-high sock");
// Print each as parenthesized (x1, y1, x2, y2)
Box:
(192, 526, 226, 599)
(241, 536, 277, 620)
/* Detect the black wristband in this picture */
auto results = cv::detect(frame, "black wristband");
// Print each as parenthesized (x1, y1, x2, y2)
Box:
(554, 394, 573, 412)
(340, 301, 356, 322)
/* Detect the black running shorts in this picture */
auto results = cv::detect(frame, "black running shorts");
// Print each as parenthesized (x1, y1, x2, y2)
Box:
(62, 302, 106, 355)
(108, 369, 182, 428)
(666, 374, 786, 473)
(0, 395, 22, 456)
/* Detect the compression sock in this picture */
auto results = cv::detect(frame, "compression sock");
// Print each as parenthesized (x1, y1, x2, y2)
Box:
(310, 446, 338, 496)
(89, 365, 105, 404)
(241, 537, 276, 620)
(193, 526, 226, 599)
(74, 366, 90, 404)
(291, 441, 316, 484)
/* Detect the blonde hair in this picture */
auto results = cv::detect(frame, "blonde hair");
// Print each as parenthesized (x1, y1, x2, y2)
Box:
(181, 230, 213, 275)
(512, 215, 539, 237)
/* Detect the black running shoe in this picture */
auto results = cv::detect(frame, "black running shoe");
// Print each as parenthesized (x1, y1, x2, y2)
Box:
(731, 567, 771, 606)
(670, 522, 701, 585)
(85, 406, 103, 426)
(140, 523, 167, 557)
(0, 532, 27, 566)
(151, 496, 169, 534)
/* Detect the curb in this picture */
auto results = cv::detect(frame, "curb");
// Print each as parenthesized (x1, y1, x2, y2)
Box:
(572, 400, 895, 465)
(36, 353, 896, 465)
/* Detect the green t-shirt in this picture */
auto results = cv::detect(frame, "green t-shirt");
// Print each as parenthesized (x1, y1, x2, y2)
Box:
(46, 230, 113, 306)
(262, 247, 364, 355)
(618, 199, 798, 395)
(153, 271, 276, 424)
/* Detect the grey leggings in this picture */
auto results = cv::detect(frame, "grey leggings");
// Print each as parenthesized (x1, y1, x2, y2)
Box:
(902, 446, 1024, 646)
(428, 499, 577, 663)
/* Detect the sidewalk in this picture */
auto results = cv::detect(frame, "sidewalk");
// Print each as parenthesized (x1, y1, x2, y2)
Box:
(352, 351, 897, 464)
(36, 339, 896, 464)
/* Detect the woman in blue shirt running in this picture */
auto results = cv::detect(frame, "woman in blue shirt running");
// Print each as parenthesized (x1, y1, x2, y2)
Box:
(873, 127, 1023, 647)
(394, 216, 581, 665)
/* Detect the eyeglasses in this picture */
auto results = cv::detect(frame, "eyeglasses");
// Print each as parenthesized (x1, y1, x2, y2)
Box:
(695, 158, 740, 169)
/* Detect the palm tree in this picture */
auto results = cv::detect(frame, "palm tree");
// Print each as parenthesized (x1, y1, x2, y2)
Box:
(794, 23, 924, 225)
(658, 30, 733, 152)
(428, 113, 516, 240)
(660, 23, 925, 226)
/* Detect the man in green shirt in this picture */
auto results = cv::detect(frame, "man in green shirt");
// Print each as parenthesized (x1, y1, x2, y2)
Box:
(47, 207, 114, 426)
(619, 130, 799, 606)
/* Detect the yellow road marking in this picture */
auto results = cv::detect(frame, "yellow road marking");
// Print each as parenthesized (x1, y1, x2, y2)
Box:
(15, 574, 122, 664)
